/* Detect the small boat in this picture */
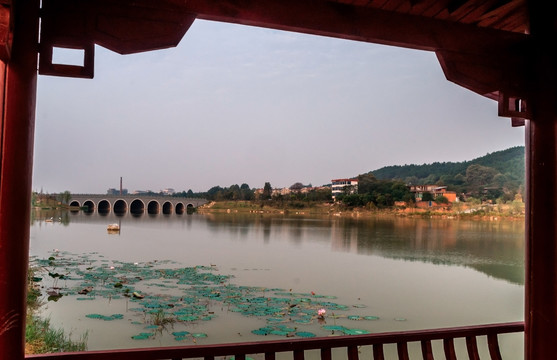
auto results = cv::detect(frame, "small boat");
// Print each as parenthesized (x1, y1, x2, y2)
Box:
(107, 223, 120, 232)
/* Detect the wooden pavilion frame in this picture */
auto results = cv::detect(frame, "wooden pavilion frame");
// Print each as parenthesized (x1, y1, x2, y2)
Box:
(0, 0, 554, 359)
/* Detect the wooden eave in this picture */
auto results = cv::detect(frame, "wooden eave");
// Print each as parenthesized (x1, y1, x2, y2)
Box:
(35, 0, 531, 113)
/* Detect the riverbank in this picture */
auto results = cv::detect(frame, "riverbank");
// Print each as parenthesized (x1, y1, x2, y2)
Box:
(25, 269, 88, 354)
(197, 200, 525, 221)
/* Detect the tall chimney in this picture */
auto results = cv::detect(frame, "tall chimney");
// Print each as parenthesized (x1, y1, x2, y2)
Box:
(120, 177, 122, 195)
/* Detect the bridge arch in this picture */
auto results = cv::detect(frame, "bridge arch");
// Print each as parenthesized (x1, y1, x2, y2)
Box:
(186, 203, 194, 213)
(98, 200, 111, 214)
(147, 200, 160, 214)
(69, 200, 80, 207)
(175, 203, 185, 214)
(113, 199, 127, 215)
(162, 201, 173, 215)
(130, 199, 144, 215)
(83, 200, 95, 213)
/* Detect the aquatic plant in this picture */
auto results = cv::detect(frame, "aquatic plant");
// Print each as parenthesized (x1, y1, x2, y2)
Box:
(30, 250, 395, 344)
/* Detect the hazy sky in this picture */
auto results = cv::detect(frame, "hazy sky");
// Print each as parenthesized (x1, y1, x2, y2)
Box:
(33, 19, 525, 194)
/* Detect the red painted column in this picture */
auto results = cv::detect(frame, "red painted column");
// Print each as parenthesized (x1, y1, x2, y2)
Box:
(524, 118, 557, 359)
(524, 3, 557, 359)
(0, 0, 40, 359)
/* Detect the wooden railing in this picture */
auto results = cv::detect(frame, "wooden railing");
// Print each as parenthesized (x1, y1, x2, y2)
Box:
(26, 322, 524, 360)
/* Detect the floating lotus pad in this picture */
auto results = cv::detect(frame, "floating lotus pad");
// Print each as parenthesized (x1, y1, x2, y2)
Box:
(33, 251, 380, 343)
(322, 325, 346, 331)
(85, 313, 124, 321)
(343, 328, 371, 335)
(172, 331, 190, 337)
(295, 332, 316, 338)
(131, 332, 155, 340)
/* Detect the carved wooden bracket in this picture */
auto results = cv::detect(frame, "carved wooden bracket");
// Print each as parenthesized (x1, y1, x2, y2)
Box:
(39, 0, 196, 78)
(436, 45, 529, 124)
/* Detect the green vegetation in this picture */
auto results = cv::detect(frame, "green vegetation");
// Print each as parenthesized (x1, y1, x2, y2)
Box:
(336, 173, 414, 208)
(174, 183, 255, 201)
(371, 146, 524, 202)
(32, 191, 73, 209)
(26, 268, 87, 354)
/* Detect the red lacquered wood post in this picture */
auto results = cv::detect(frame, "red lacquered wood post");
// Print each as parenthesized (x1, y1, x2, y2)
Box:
(0, 0, 39, 359)
(524, 2, 557, 359)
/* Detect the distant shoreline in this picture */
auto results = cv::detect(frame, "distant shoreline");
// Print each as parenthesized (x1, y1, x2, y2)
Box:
(196, 200, 525, 221)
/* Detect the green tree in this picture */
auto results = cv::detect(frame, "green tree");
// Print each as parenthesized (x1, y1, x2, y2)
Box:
(466, 164, 498, 188)
(262, 182, 272, 200)
(289, 182, 304, 191)
(57, 191, 71, 204)
(435, 195, 449, 204)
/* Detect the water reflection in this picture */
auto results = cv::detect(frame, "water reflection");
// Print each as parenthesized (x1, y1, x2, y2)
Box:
(32, 210, 524, 285)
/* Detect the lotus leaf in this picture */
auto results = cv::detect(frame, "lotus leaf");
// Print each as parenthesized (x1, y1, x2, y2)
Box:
(172, 331, 190, 337)
(270, 330, 290, 336)
(322, 325, 346, 331)
(131, 332, 154, 340)
(295, 332, 316, 338)
(343, 328, 371, 335)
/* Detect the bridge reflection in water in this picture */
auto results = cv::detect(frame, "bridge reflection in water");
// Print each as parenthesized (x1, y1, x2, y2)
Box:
(69, 194, 208, 215)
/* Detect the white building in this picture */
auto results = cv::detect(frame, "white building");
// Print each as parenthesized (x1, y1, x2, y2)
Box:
(331, 178, 359, 198)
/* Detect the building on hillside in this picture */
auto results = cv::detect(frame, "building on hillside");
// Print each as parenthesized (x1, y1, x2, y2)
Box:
(331, 178, 359, 199)
(409, 185, 458, 203)
(161, 188, 175, 195)
(272, 188, 292, 196)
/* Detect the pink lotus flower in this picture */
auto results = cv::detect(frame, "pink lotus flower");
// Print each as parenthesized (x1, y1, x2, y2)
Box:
(318, 309, 326, 317)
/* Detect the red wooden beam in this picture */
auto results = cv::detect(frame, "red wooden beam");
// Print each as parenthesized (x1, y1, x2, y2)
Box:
(0, 0, 40, 359)
(181, 0, 526, 54)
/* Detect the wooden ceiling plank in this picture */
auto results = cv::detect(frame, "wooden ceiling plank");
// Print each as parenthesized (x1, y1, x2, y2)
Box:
(368, 0, 391, 9)
(408, 0, 440, 16)
(420, 0, 451, 18)
(446, 0, 469, 14)
(394, 1, 412, 13)
(380, 0, 407, 12)
(477, 0, 523, 28)
(487, 8, 527, 32)
(457, 0, 500, 24)
(448, 0, 486, 21)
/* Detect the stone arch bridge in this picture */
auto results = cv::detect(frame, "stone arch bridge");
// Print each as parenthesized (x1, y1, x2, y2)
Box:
(69, 194, 208, 215)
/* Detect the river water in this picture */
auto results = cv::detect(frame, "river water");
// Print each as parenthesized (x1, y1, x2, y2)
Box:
(29, 210, 525, 358)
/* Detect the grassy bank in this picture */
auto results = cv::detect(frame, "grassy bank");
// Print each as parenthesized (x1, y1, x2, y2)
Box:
(197, 200, 525, 220)
(25, 269, 87, 354)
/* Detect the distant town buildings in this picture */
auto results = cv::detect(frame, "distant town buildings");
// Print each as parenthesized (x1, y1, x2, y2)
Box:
(409, 185, 458, 203)
(107, 188, 128, 195)
(254, 185, 329, 197)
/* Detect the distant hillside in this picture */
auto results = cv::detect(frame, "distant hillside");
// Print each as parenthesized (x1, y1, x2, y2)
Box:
(369, 146, 525, 201)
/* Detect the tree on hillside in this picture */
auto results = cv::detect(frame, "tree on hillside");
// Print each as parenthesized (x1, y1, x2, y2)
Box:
(357, 173, 377, 194)
(289, 182, 304, 191)
(262, 182, 272, 200)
